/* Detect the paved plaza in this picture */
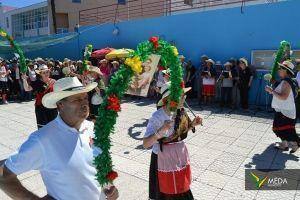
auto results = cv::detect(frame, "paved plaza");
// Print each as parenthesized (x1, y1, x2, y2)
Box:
(0, 99, 300, 200)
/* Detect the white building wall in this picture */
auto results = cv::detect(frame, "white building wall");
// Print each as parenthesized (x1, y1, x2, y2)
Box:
(1, 1, 50, 39)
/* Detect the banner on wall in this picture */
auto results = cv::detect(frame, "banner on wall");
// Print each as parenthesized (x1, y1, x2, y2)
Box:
(126, 54, 161, 97)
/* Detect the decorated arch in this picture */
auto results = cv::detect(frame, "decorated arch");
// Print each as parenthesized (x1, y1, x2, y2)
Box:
(0, 28, 27, 73)
(94, 37, 184, 185)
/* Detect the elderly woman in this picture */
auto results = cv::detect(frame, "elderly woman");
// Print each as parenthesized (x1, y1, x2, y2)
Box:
(143, 82, 202, 200)
(201, 59, 216, 105)
(32, 65, 57, 129)
(238, 58, 253, 109)
(265, 61, 300, 153)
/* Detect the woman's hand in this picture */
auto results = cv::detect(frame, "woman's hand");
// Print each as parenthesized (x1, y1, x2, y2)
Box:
(104, 185, 119, 200)
(155, 120, 173, 139)
(192, 116, 202, 127)
(265, 85, 273, 94)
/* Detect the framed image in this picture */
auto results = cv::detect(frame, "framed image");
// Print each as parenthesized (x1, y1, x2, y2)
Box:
(251, 50, 300, 70)
(127, 54, 161, 97)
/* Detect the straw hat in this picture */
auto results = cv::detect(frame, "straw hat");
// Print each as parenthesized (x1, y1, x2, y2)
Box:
(239, 58, 248, 67)
(278, 60, 295, 75)
(99, 59, 108, 64)
(111, 61, 119, 65)
(224, 62, 232, 67)
(35, 57, 44, 62)
(35, 64, 49, 74)
(206, 59, 215, 65)
(157, 82, 191, 107)
(88, 66, 103, 76)
(62, 66, 71, 75)
(42, 77, 97, 109)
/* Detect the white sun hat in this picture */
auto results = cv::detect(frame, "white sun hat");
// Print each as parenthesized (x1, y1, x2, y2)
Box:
(157, 82, 191, 107)
(239, 58, 248, 67)
(206, 59, 215, 65)
(35, 64, 49, 74)
(278, 60, 295, 75)
(42, 77, 97, 109)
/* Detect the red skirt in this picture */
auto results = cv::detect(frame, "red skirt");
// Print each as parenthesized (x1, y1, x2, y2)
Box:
(202, 85, 215, 96)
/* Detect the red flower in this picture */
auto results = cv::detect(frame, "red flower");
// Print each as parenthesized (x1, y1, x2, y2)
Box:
(107, 94, 121, 112)
(106, 171, 118, 181)
(169, 101, 178, 108)
(180, 81, 185, 89)
(149, 36, 159, 49)
(158, 65, 165, 71)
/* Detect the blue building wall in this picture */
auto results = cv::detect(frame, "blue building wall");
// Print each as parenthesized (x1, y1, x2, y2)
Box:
(19, 0, 300, 105)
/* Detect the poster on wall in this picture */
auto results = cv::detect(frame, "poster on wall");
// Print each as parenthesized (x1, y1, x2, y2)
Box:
(251, 50, 300, 70)
(126, 54, 161, 97)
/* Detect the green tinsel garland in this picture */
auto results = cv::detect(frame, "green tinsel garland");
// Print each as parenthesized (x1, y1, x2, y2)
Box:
(271, 41, 291, 79)
(0, 28, 27, 73)
(81, 44, 93, 74)
(94, 37, 183, 186)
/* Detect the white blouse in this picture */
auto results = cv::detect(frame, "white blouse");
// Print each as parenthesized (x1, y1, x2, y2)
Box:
(271, 81, 296, 119)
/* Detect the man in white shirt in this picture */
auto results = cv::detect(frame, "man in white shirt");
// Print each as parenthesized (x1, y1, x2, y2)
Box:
(0, 77, 118, 200)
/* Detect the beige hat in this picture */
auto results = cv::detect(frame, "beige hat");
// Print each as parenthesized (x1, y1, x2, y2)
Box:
(99, 59, 108, 64)
(111, 61, 119, 65)
(62, 66, 71, 75)
(224, 62, 232, 66)
(278, 60, 295, 75)
(157, 82, 191, 107)
(239, 58, 248, 67)
(88, 65, 103, 75)
(42, 77, 97, 109)
(206, 59, 215, 65)
(35, 64, 49, 74)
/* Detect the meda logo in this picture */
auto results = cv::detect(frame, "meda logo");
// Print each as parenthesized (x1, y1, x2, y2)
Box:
(250, 172, 268, 189)
(267, 177, 288, 187)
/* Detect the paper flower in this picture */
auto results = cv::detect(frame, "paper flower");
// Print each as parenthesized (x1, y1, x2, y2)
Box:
(169, 100, 178, 108)
(149, 36, 159, 49)
(263, 73, 272, 82)
(106, 171, 118, 181)
(180, 81, 185, 88)
(125, 56, 142, 74)
(0, 31, 7, 37)
(171, 46, 179, 56)
(107, 94, 121, 112)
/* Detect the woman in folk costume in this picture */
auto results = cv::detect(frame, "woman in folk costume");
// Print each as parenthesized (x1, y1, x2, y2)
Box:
(265, 60, 300, 153)
(143, 82, 202, 200)
(32, 64, 57, 129)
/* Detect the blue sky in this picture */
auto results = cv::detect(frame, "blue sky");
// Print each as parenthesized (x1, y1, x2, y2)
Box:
(0, 0, 45, 8)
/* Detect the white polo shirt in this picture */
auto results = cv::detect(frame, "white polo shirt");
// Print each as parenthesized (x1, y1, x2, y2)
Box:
(5, 116, 105, 200)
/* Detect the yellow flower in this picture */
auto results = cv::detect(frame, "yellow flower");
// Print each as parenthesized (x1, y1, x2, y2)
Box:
(171, 46, 178, 56)
(0, 31, 7, 37)
(125, 56, 142, 74)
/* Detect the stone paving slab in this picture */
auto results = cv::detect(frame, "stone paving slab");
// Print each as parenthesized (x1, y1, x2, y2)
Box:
(0, 100, 300, 199)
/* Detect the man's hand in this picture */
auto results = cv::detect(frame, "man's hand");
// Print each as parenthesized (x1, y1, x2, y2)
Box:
(104, 185, 119, 200)
(0, 160, 40, 200)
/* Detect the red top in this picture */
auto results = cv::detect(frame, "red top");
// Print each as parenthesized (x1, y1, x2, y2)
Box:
(35, 79, 56, 106)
